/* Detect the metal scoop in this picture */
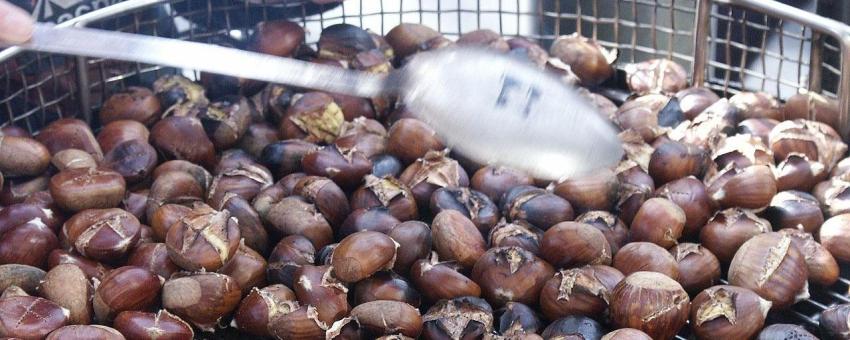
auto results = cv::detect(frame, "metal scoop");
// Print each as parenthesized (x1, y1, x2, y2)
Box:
(8, 23, 624, 180)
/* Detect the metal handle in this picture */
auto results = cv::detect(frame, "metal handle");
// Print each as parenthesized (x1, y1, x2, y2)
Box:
(692, 0, 850, 140)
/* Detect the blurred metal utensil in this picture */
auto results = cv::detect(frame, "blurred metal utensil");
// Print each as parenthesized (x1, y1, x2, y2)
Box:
(8, 23, 623, 180)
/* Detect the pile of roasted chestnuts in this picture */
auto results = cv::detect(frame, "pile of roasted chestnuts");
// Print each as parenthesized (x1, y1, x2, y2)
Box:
(0, 19, 848, 340)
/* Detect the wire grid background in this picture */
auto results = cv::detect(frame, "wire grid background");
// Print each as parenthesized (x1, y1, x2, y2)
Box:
(0, 0, 849, 337)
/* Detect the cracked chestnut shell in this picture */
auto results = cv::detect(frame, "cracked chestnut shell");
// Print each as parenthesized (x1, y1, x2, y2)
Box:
(354, 271, 420, 307)
(615, 94, 684, 143)
(266, 196, 333, 249)
(0, 296, 69, 339)
(610, 271, 690, 340)
(422, 296, 494, 340)
(616, 162, 655, 225)
(92, 266, 162, 322)
(655, 176, 714, 237)
(332, 231, 397, 283)
(399, 150, 470, 210)
(161, 272, 242, 332)
(217, 243, 267, 295)
(292, 175, 350, 228)
(669, 243, 721, 295)
(280, 92, 344, 144)
(388, 221, 432, 275)
(575, 211, 628, 255)
(738, 118, 779, 143)
(206, 162, 273, 209)
(763, 190, 823, 233)
(302, 145, 372, 190)
(775, 154, 828, 192)
(215, 194, 268, 254)
(625, 59, 688, 94)
(819, 303, 850, 339)
(410, 253, 481, 303)
(779, 228, 839, 286)
(471, 246, 553, 307)
(700, 207, 771, 263)
(613, 242, 679, 280)
(769, 119, 847, 171)
(0, 217, 57, 267)
(49, 167, 126, 212)
(267, 235, 315, 288)
(500, 185, 574, 230)
(62, 208, 141, 263)
(232, 284, 297, 337)
(351, 175, 418, 222)
(350, 300, 422, 338)
(150, 116, 216, 168)
(705, 164, 777, 209)
(630, 197, 685, 249)
(318, 23, 377, 62)
(549, 33, 615, 86)
(164, 203, 240, 271)
(539, 265, 624, 320)
(127, 243, 179, 281)
(689, 285, 771, 340)
(541, 221, 611, 268)
(293, 265, 350, 326)
(45, 325, 124, 340)
(488, 218, 544, 256)
(113, 310, 194, 340)
(431, 210, 487, 269)
(495, 302, 543, 336)
(730, 92, 783, 121)
(541, 315, 606, 340)
(728, 232, 809, 309)
(430, 187, 500, 234)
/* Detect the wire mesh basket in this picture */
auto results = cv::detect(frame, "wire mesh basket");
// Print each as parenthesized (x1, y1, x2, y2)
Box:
(2, 0, 850, 338)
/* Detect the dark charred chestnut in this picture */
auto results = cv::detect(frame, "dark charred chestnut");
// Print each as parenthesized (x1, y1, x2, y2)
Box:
(541, 315, 607, 340)
(728, 232, 809, 309)
(372, 154, 404, 178)
(669, 243, 721, 295)
(610, 271, 690, 340)
(500, 185, 574, 230)
(318, 23, 377, 62)
(539, 265, 624, 320)
(152, 75, 208, 114)
(690, 285, 771, 340)
(260, 139, 318, 178)
(549, 33, 615, 86)
(161, 272, 241, 332)
(541, 221, 611, 268)
(113, 310, 194, 340)
(613, 242, 679, 279)
(496, 302, 543, 336)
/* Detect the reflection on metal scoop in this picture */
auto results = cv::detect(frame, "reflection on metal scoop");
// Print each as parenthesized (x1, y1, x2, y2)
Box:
(10, 23, 623, 180)
(399, 48, 623, 180)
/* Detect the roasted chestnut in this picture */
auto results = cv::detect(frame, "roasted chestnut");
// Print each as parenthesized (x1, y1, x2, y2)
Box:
(150, 116, 216, 168)
(387, 119, 445, 165)
(384, 23, 442, 59)
(350, 300, 422, 338)
(552, 169, 619, 213)
(318, 23, 377, 62)
(488, 218, 544, 256)
(669, 243, 721, 295)
(100, 87, 162, 126)
(730, 91, 783, 121)
(127, 243, 179, 280)
(762, 190, 824, 233)
(609, 271, 690, 340)
(62, 208, 141, 263)
(354, 271, 420, 307)
(350, 175, 418, 222)
(625, 58, 688, 94)
(541, 221, 611, 268)
(92, 266, 162, 322)
(769, 119, 847, 172)
(549, 33, 615, 86)
(820, 213, 850, 262)
(630, 197, 685, 248)
(648, 140, 709, 185)
(471, 166, 534, 203)
(266, 196, 334, 249)
(232, 284, 297, 337)
(260, 139, 318, 178)
(113, 310, 194, 340)
(49, 167, 126, 212)
(161, 272, 241, 332)
(388, 221, 432, 275)
(0, 217, 58, 267)
(280, 92, 344, 144)
(613, 242, 679, 279)
(331, 231, 397, 283)
(421, 297, 494, 340)
(820, 303, 850, 339)
(700, 207, 771, 263)
(728, 232, 809, 309)
(456, 29, 510, 52)
(501, 185, 574, 230)
(756, 324, 819, 340)
(0, 296, 69, 339)
(293, 265, 349, 326)
(705, 164, 777, 209)
(538, 265, 624, 320)
(164, 203, 240, 271)
(267, 235, 315, 287)
(431, 210, 487, 269)
(738, 118, 779, 143)
(36, 118, 103, 160)
(338, 208, 400, 238)
(779, 228, 839, 286)
(217, 243, 267, 295)
(39, 264, 92, 325)
(430, 187, 499, 234)
(0, 136, 51, 177)
(410, 253, 481, 303)
(676, 87, 720, 120)
(615, 94, 684, 143)
(689, 285, 771, 340)
(471, 246, 554, 307)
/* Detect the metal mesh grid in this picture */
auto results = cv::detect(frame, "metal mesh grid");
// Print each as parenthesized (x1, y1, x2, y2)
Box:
(0, 1, 849, 337)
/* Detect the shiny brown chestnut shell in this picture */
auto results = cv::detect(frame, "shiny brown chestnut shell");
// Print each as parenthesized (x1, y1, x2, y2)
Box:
(779, 228, 839, 286)
(615, 94, 683, 143)
(293, 265, 350, 326)
(238, 122, 280, 159)
(629, 197, 685, 249)
(384, 23, 442, 59)
(676, 87, 720, 120)
(689, 285, 771, 340)
(100, 87, 162, 126)
(430, 187, 500, 234)
(601, 328, 653, 340)
(549, 33, 615, 86)
(36, 118, 103, 160)
(615, 161, 655, 225)
(338, 208, 400, 238)
(775, 154, 828, 192)
(150, 116, 216, 168)
(302, 145, 372, 190)
(1, 175, 50, 205)
(819, 303, 850, 339)
(654, 176, 714, 237)
(648, 140, 709, 186)
(232, 284, 297, 338)
(350, 175, 418, 222)
(267, 235, 315, 287)
(217, 243, 267, 295)
(609, 271, 690, 340)
(331, 231, 397, 283)
(45, 325, 124, 340)
(388, 221, 432, 275)
(350, 300, 423, 338)
(820, 213, 850, 262)
(728, 232, 809, 309)
(552, 169, 619, 213)
(625, 58, 689, 94)
(410, 254, 481, 303)
(0, 136, 51, 178)
(113, 310, 194, 340)
(260, 139, 318, 178)
(613, 242, 679, 279)
(62, 208, 141, 263)
(538, 265, 624, 321)
(49, 167, 126, 212)
(471, 246, 554, 307)
(669, 243, 721, 295)
(574, 211, 628, 256)
(206, 162, 273, 209)
(266, 196, 334, 249)
(47, 249, 110, 281)
(387, 119, 445, 165)
(500, 185, 574, 231)
(541, 221, 611, 268)
(705, 164, 777, 210)
(431, 210, 487, 270)
(215, 194, 268, 254)
(96, 119, 150, 155)
(354, 271, 421, 307)
(248, 20, 305, 57)
(471, 166, 534, 203)
(127, 243, 179, 280)
(700, 207, 771, 263)
(762, 190, 824, 233)
(0, 217, 58, 267)
(488, 218, 544, 256)
(291, 175, 350, 228)
(161, 272, 242, 332)
(738, 118, 779, 143)
(92, 266, 162, 322)
(0, 296, 69, 339)
(39, 264, 92, 325)
(768, 119, 847, 171)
